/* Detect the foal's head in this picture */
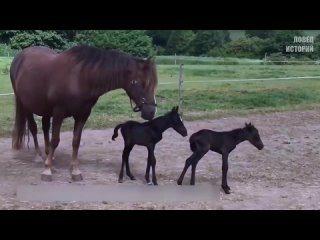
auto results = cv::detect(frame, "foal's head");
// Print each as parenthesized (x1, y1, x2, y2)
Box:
(167, 106, 188, 137)
(243, 122, 264, 150)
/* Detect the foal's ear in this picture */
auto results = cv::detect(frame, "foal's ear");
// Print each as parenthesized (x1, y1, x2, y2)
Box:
(171, 106, 179, 113)
(245, 122, 252, 127)
(245, 122, 254, 131)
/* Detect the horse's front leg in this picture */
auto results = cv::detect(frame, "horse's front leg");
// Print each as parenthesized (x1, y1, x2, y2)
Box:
(221, 153, 231, 194)
(41, 113, 64, 181)
(70, 116, 89, 181)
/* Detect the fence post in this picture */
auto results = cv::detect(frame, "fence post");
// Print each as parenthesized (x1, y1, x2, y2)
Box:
(178, 64, 184, 116)
(175, 53, 177, 65)
(264, 52, 267, 65)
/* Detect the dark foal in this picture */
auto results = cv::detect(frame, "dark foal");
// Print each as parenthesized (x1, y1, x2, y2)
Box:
(177, 122, 264, 194)
(112, 106, 188, 185)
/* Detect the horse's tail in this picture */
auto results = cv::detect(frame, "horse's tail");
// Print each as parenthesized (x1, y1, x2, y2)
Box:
(12, 96, 27, 150)
(10, 50, 28, 150)
(112, 123, 124, 141)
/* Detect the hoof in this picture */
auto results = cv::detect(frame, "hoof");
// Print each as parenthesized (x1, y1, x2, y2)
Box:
(147, 182, 153, 185)
(153, 182, 158, 186)
(222, 185, 231, 194)
(223, 189, 231, 194)
(118, 179, 123, 183)
(41, 168, 52, 181)
(41, 174, 53, 182)
(130, 176, 136, 180)
(72, 174, 83, 181)
(177, 180, 182, 185)
(34, 155, 44, 163)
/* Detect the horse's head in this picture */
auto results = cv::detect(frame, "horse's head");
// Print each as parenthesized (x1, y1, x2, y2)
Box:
(125, 57, 158, 121)
(168, 106, 188, 137)
(244, 122, 264, 150)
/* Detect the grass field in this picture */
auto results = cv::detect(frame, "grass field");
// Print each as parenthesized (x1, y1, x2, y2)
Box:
(1, 56, 320, 137)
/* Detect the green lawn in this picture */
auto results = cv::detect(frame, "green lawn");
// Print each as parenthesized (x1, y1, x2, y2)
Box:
(1, 57, 320, 137)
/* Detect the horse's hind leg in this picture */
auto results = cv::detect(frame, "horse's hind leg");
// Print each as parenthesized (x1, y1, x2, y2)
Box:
(41, 112, 64, 182)
(42, 116, 51, 156)
(27, 114, 43, 162)
(70, 115, 90, 181)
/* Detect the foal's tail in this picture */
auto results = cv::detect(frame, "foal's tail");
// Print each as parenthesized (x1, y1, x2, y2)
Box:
(112, 123, 124, 141)
(12, 96, 27, 150)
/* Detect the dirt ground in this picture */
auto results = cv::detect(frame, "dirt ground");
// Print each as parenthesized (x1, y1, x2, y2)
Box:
(1, 110, 320, 210)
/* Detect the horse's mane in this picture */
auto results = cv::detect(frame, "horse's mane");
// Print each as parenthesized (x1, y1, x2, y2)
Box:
(64, 45, 157, 93)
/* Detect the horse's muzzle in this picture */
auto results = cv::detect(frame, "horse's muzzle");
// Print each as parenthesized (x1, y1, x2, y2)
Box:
(141, 104, 157, 120)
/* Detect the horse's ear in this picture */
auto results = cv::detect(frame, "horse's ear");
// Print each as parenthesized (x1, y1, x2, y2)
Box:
(176, 106, 179, 112)
(141, 57, 153, 70)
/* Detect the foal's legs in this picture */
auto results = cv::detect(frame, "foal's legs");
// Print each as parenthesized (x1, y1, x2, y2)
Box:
(177, 150, 207, 185)
(221, 153, 231, 194)
(70, 115, 90, 181)
(119, 143, 134, 183)
(27, 114, 42, 161)
(145, 153, 151, 184)
(125, 152, 136, 180)
(42, 116, 51, 156)
(41, 112, 64, 181)
(190, 158, 202, 185)
(146, 145, 157, 185)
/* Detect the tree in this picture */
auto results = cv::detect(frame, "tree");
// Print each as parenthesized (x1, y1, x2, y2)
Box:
(245, 30, 276, 39)
(165, 30, 195, 55)
(0, 30, 74, 50)
(77, 30, 155, 57)
(219, 37, 268, 58)
(273, 30, 304, 53)
(9, 31, 67, 50)
(146, 30, 172, 47)
(190, 30, 230, 56)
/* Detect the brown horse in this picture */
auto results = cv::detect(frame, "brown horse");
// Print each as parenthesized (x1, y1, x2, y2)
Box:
(10, 45, 158, 181)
